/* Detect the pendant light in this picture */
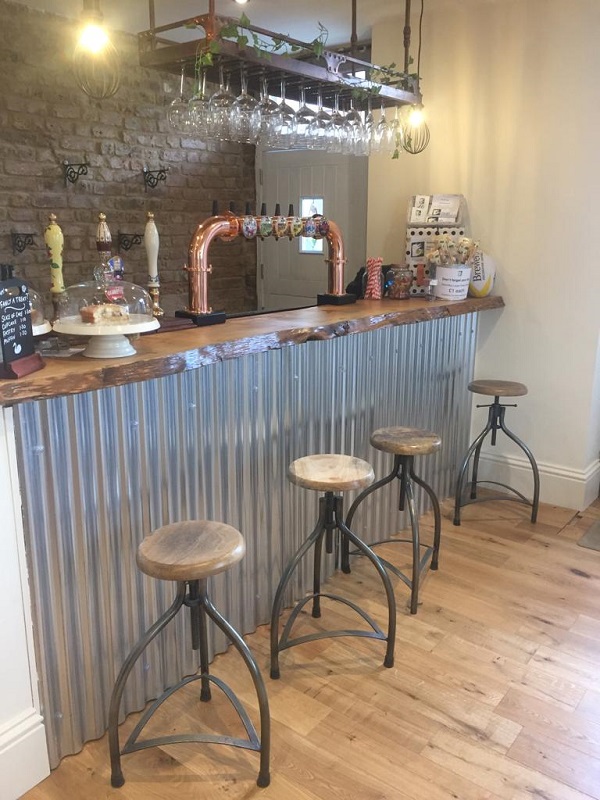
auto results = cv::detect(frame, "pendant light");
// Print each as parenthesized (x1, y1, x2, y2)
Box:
(72, 0, 120, 100)
(401, 0, 430, 154)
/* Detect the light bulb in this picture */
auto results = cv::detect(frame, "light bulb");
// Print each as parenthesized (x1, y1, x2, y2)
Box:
(234, 0, 249, 4)
(407, 105, 426, 128)
(78, 22, 110, 54)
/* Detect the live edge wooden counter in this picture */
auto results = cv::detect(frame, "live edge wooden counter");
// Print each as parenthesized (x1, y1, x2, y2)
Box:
(0, 295, 503, 405)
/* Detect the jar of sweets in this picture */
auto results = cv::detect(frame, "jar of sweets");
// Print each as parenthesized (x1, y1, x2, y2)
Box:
(387, 265, 413, 299)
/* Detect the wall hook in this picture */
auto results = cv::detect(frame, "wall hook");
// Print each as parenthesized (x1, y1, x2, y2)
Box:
(11, 232, 36, 256)
(143, 166, 169, 191)
(117, 231, 143, 253)
(63, 160, 89, 186)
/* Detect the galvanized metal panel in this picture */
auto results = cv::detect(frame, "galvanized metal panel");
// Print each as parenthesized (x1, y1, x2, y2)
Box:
(14, 313, 477, 767)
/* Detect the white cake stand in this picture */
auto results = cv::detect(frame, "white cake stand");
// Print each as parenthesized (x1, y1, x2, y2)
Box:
(52, 315, 160, 358)
(33, 321, 52, 336)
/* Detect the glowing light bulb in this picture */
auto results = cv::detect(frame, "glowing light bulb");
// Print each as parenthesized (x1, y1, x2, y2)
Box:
(407, 105, 426, 128)
(78, 22, 110, 54)
(234, 0, 249, 4)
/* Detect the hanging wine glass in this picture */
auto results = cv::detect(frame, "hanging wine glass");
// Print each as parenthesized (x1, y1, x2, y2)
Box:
(257, 75, 280, 147)
(363, 97, 377, 155)
(208, 66, 235, 141)
(372, 103, 389, 153)
(306, 89, 330, 150)
(386, 106, 402, 154)
(327, 93, 346, 154)
(188, 69, 210, 138)
(294, 85, 316, 149)
(167, 66, 189, 131)
(230, 69, 261, 144)
(270, 80, 297, 149)
(345, 98, 367, 156)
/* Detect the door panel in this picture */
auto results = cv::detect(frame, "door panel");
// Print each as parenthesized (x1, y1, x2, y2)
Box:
(258, 150, 367, 310)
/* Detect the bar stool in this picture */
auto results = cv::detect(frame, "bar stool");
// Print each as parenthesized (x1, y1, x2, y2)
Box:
(345, 427, 442, 615)
(453, 380, 540, 526)
(108, 520, 270, 789)
(270, 454, 396, 679)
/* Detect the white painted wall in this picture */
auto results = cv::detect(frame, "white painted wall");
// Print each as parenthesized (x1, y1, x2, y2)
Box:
(368, 0, 600, 510)
(0, 409, 49, 799)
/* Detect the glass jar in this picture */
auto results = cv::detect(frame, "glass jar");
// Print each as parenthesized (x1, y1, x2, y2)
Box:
(387, 265, 413, 299)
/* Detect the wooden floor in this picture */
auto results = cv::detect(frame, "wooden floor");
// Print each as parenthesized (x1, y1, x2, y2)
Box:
(24, 496, 600, 800)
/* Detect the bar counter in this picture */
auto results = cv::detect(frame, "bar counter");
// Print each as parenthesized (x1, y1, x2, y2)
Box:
(0, 295, 503, 405)
(2, 294, 503, 787)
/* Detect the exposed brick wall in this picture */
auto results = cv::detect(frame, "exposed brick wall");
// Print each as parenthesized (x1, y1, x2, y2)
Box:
(0, 0, 257, 316)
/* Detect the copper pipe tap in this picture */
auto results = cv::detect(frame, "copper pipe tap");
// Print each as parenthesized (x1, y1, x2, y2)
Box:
(323, 220, 346, 296)
(184, 214, 239, 314)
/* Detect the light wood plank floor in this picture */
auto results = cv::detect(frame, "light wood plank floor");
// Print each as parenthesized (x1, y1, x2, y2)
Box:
(23, 497, 600, 800)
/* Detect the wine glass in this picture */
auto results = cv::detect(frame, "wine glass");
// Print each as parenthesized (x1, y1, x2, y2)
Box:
(372, 103, 389, 153)
(208, 66, 235, 141)
(306, 89, 331, 150)
(188, 70, 210, 137)
(294, 85, 316, 149)
(167, 67, 189, 131)
(257, 76, 280, 146)
(327, 94, 346, 154)
(270, 80, 297, 149)
(344, 98, 366, 156)
(230, 70, 261, 144)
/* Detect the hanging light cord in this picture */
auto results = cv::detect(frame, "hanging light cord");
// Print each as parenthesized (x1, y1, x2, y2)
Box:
(417, 0, 424, 90)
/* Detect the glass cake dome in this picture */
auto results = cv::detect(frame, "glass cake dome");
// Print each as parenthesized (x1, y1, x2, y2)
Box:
(28, 287, 51, 335)
(53, 278, 159, 358)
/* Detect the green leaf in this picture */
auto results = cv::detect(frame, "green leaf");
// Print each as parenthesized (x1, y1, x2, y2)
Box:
(239, 12, 251, 27)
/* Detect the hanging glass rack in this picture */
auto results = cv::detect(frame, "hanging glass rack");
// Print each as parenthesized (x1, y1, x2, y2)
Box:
(137, 0, 421, 109)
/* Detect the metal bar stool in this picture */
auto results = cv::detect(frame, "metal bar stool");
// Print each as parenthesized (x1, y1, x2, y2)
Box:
(453, 380, 540, 526)
(345, 427, 442, 615)
(108, 520, 270, 789)
(270, 454, 396, 679)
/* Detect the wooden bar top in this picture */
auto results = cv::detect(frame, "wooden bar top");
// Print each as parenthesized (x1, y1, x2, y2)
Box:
(0, 295, 503, 406)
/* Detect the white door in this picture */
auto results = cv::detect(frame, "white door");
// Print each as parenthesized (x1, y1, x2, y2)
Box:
(257, 150, 367, 310)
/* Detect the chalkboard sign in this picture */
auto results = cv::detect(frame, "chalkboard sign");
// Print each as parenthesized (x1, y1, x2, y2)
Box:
(0, 278, 35, 365)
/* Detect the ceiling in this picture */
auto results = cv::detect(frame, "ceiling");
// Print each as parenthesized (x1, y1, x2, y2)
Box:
(11, 0, 406, 47)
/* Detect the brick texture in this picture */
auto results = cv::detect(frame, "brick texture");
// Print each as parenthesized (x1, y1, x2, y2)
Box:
(0, 0, 257, 316)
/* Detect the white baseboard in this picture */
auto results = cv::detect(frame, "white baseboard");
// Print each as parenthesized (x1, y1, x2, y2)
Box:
(476, 452, 600, 511)
(0, 709, 49, 799)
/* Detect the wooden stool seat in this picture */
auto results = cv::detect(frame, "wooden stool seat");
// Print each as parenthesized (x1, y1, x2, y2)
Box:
(288, 454, 374, 492)
(370, 426, 442, 456)
(137, 521, 245, 582)
(468, 380, 527, 397)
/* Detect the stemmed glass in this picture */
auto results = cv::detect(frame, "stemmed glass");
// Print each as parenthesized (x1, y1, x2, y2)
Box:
(294, 85, 316, 148)
(230, 70, 261, 144)
(188, 69, 210, 138)
(208, 66, 235, 141)
(257, 76, 280, 146)
(372, 103, 390, 153)
(270, 80, 297, 149)
(327, 94, 346, 154)
(344, 98, 366, 156)
(386, 106, 402, 153)
(306, 89, 331, 150)
(167, 67, 189, 131)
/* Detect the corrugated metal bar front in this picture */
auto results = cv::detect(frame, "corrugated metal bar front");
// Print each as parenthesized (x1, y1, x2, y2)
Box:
(14, 313, 477, 767)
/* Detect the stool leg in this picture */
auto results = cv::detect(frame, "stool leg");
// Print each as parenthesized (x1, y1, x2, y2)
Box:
(202, 591, 271, 788)
(312, 528, 325, 619)
(498, 408, 540, 523)
(403, 475, 421, 615)
(270, 497, 328, 679)
(188, 580, 212, 702)
(336, 499, 396, 668)
(453, 414, 493, 526)
(108, 583, 186, 788)
(410, 464, 442, 571)
(343, 456, 401, 574)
